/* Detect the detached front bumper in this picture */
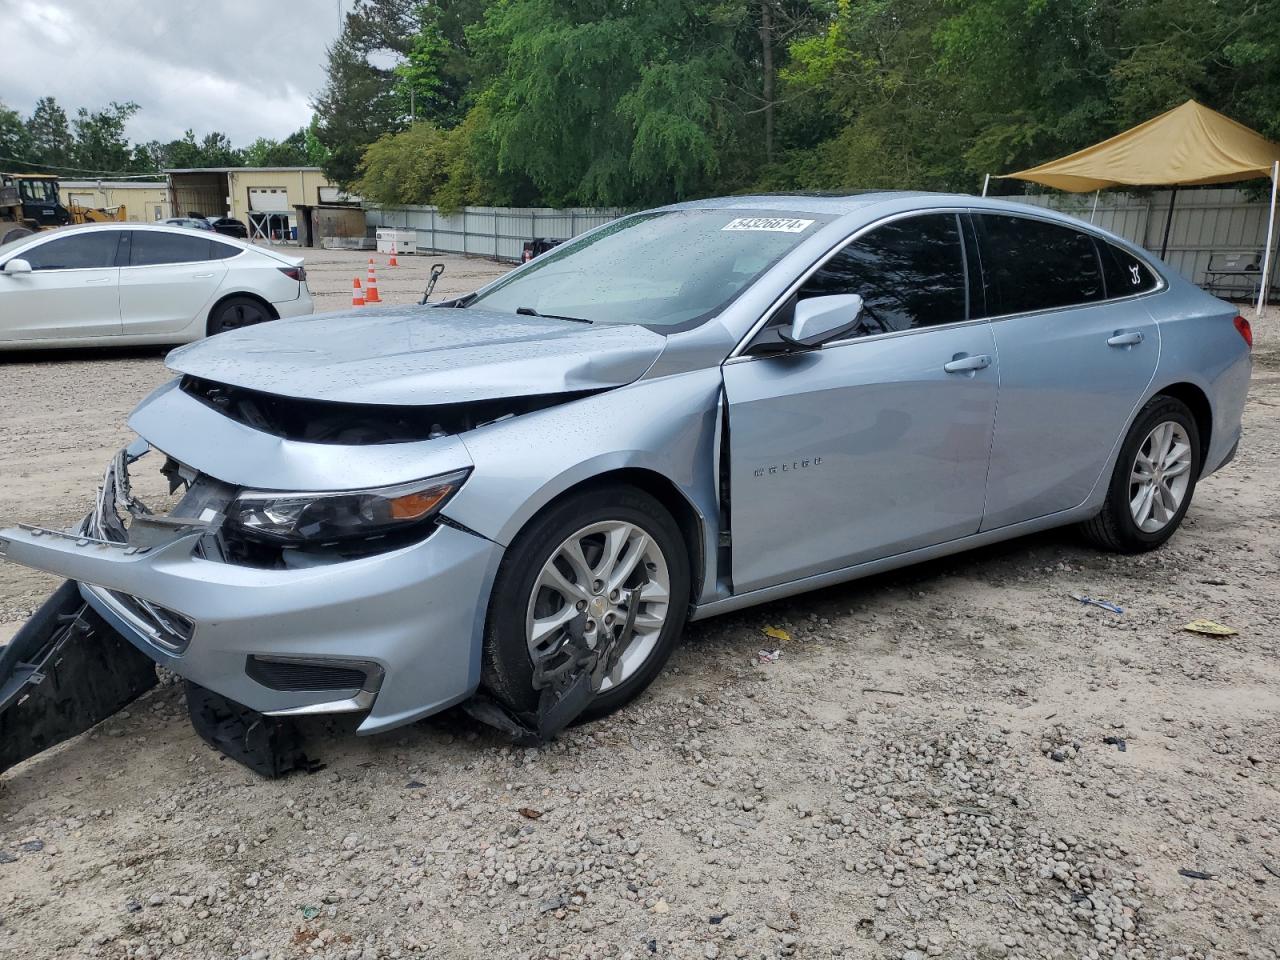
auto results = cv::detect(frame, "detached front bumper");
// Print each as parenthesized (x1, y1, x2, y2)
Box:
(0, 454, 503, 735)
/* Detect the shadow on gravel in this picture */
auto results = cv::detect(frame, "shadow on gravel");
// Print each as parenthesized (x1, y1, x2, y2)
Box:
(0, 346, 172, 364)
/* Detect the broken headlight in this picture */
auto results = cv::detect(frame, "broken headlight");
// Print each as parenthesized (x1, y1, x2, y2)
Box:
(227, 470, 470, 545)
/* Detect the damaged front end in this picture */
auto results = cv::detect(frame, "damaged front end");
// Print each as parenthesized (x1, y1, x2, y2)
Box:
(0, 581, 157, 774)
(0, 367, 650, 774)
(0, 442, 318, 777)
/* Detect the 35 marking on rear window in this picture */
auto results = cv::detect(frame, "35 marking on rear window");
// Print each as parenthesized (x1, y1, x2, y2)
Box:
(722, 217, 815, 233)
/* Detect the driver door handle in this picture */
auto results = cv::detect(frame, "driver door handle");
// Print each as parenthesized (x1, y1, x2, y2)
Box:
(943, 353, 992, 374)
(84, 277, 111, 284)
(1108, 330, 1144, 347)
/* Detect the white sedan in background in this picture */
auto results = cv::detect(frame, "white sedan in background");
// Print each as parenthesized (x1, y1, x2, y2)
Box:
(0, 223, 313, 349)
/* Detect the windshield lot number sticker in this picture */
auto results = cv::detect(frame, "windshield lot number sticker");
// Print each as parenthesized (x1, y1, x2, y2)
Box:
(723, 217, 815, 233)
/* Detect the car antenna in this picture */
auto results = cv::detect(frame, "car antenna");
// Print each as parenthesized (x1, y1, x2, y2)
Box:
(420, 263, 446, 304)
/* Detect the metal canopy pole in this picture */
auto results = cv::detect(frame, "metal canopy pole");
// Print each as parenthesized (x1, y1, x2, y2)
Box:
(1089, 189, 1100, 224)
(1258, 160, 1279, 318)
(1159, 186, 1178, 260)
(981, 174, 990, 197)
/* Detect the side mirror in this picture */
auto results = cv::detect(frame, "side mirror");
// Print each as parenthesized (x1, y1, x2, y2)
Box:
(2, 258, 32, 275)
(780, 294, 864, 349)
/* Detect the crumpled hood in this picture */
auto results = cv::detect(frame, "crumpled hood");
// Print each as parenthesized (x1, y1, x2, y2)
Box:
(166, 305, 667, 405)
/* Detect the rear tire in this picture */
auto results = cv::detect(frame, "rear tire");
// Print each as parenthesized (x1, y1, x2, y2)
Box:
(1079, 395, 1201, 553)
(2, 226, 34, 244)
(206, 295, 274, 336)
(482, 485, 690, 723)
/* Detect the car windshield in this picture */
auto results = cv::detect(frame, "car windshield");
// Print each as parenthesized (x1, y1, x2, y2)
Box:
(465, 209, 829, 328)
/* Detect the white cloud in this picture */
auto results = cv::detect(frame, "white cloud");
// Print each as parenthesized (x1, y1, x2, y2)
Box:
(0, 0, 344, 146)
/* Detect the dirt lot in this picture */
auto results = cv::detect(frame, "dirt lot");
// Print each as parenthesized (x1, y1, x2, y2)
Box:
(0, 256, 1277, 960)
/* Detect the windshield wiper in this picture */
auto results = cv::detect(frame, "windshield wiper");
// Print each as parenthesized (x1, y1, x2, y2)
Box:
(515, 306, 592, 324)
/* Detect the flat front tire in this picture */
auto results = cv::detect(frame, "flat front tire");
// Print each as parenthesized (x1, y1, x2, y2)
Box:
(1080, 395, 1201, 553)
(482, 485, 690, 723)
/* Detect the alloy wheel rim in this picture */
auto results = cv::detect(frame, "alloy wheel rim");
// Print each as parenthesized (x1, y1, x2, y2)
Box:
(526, 520, 670, 692)
(220, 303, 265, 331)
(1129, 420, 1192, 533)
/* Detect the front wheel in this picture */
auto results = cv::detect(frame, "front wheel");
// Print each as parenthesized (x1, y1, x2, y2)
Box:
(1080, 395, 1201, 553)
(482, 485, 690, 724)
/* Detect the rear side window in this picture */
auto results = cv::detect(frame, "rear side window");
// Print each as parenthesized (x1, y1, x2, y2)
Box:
(977, 215, 1103, 314)
(1099, 241, 1159, 297)
(798, 213, 967, 334)
(210, 240, 241, 260)
(21, 231, 122, 270)
(130, 231, 217, 266)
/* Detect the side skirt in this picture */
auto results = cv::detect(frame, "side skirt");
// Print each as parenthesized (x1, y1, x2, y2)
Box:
(690, 503, 1097, 622)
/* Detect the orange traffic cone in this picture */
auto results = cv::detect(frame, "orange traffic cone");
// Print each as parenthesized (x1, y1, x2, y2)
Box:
(365, 263, 382, 303)
(352, 277, 365, 307)
(388, 242, 398, 267)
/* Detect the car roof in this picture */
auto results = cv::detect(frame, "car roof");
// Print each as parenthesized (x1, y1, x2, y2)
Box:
(6, 222, 272, 255)
(660, 191, 930, 215)
(658, 191, 1155, 262)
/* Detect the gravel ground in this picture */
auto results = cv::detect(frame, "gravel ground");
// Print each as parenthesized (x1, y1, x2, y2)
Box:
(0, 259, 1277, 960)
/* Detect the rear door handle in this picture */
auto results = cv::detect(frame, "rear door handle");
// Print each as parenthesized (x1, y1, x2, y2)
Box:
(192, 272, 215, 279)
(1108, 330, 1144, 347)
(943, 353, 992, 374)
(84, 277, 111, 284)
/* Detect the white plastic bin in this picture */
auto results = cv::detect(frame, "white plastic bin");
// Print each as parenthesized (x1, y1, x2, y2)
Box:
(376, 228, 417, 255)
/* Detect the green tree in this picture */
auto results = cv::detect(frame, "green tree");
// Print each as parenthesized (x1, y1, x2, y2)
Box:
(0, 101, 33, 170)
(25, 97, 73, 170)
(70, 101, 143, 173)
(394, 8, 463, 125)
(244, 129, 311, 167)
(313, 0, 420, 186)
(469, 0, 743, 206)
(138, 129, 243, 170)
(354, 113, 494, 210)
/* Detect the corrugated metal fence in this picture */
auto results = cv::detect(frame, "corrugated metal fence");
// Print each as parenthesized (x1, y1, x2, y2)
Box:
(1009, 187, 1277, 295)
(366, 192, 1276, 294)
(364, 205, 625, 262)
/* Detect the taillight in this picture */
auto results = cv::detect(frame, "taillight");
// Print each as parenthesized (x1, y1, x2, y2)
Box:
(1233, 314, 1253, 349)
(278, 266, 306, 282)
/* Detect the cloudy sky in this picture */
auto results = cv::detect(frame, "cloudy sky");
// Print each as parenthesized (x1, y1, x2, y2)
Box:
(0, 0, 347, 147)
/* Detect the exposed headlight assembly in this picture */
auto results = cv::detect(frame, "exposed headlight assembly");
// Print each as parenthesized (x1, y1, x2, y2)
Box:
(228, 469, 470, 545)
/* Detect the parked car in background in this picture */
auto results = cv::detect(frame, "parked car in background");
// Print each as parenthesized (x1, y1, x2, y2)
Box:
(521, 237, 565, 262)
(162, 216, 214, 231)
(0, 222, 312, 348)
(206, 217, 249, 239)
(0, 194, 1251, 762)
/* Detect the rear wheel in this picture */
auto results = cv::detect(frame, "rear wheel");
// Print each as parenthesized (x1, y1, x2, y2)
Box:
(1080, 395, 1201, 553)
(207, 296, 273, 336)
(2, 226, 34, 244)
(482, 485, 690, 723)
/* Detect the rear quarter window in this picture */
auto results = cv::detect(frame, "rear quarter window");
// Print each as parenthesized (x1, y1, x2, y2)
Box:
(1099, 241, 1159, 297)
(130, 231, 218, 266)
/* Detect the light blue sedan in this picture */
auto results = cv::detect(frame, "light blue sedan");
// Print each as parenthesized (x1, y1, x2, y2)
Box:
(0, 193, 1252, 770)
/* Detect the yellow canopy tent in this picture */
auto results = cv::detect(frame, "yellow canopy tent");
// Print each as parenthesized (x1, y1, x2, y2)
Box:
(993, 100, 1280, 315)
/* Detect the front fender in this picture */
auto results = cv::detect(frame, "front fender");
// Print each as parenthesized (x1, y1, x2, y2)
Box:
(443, 369, 724, 597)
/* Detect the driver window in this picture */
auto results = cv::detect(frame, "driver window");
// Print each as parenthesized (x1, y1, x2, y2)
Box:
(799, 213, 968, 336)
